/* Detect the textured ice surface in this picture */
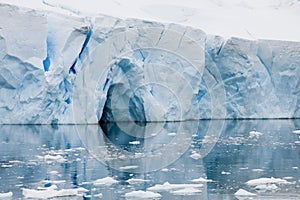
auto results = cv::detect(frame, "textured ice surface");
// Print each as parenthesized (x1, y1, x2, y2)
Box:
(0, 3, 299, 124)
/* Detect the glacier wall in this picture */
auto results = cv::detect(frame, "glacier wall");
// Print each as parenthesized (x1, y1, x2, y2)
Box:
(0, 3, 299, 124)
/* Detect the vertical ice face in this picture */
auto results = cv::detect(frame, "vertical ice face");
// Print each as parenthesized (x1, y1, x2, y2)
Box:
(72, 17, 214, 124)
(206, 36, 300, 119)
(0, 4, 89, 124)
(0, 3, 299, 124)
(0, 4, 47, 124)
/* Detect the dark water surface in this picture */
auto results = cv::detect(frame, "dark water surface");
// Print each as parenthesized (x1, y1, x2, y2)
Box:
(1, 119, 300, 199)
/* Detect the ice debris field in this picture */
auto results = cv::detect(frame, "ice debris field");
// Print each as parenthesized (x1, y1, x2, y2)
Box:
(0, 0, 299, 124)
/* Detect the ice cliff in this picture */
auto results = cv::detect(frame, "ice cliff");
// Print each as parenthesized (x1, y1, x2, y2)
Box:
(0, 3, 299, 124)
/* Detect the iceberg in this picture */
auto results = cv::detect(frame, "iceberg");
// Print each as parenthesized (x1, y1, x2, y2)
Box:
(0, 2, 299, 124)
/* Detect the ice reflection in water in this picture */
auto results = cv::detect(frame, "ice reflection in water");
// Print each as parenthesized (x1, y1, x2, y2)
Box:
(0, 120, 300, 199)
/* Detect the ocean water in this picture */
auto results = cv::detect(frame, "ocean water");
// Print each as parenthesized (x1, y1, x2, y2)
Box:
(0, 119, 300, 199)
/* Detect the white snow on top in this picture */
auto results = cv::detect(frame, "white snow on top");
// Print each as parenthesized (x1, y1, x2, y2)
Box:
(234, 188, 256, 196)
(170, 187, 202, 195)
(125, 190, 161, 200)
(249, 131, 263, 139)
(0, 192, 13, 199)
(1, 0, 300, 41)
(293, 130, 300, 134)
(147, 182, 204, 192)
(245, 177, 291, 186)
(92, 177, 118, 186)
(191, 177, 213, 183)
(22, 187, 88, 199)
(126, 178, 150, 185)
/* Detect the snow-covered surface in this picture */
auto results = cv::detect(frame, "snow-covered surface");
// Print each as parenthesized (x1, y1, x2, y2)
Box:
(147, 182, 203, 192)
(126, 178, 150, 185)
(2, 0, 300, 42)
(234, 188, 256, 196)
(22, 186, 88, 199)
(191, 177, 213, 183)
(92, 177, 119, 186)
(246, 177, 291, 186)
(0, 192, 13, 199)
(293, 130, 300, 134)
(125, 190, 161, 200)
(0, 1, 299, 124)
(170, 187, 202, 195)
(245, 177, 293, 192)
(249, 131, 263, 139)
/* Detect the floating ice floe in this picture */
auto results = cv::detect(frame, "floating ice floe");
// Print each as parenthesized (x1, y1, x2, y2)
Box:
(92, 177, 118, 186)
(125, 190, 161, 200)
(126, 178, 150, 185)
(129, 141, 140, 145)
(190, 152, 202, 160)
(147, 182, 203, 192)
(191, 177, 213, 183)
(254, 183, 278, 191)
(249, 131, 263, 139)
(170, 187, 202, 195)
(0, 192, 13, 199)
(94, 193, 103, 198)
(167, 132, 177, 136)
(43, 154, 66, 163)
(221, 171, 231, 175)
(252, 168, 264, 172)
(246, 177, 292, 186)
(293, 130, 300, 134)
(119, 165, 139, 170)
(234, 188, 256, 196)
(22, 186, 88, 199)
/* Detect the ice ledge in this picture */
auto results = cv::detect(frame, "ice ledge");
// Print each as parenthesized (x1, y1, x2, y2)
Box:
(0, 3, 299, 124)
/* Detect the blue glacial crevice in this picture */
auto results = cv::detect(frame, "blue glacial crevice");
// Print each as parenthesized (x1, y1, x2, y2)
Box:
(69, 27, 92, 75)
(43, 37, 52, 72)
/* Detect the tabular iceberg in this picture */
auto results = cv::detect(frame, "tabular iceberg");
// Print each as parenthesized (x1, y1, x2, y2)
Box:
(0, 3, 299, 124)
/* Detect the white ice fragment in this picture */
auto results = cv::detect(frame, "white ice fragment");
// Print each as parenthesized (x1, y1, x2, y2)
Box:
(190, 152, 201, 160)
(44, 155, 66, 163)
(255, 184, 278, 191)
(22, 187, 88, 199)
(147, 182, 203, 192)
(0, 192, 13, 199)
(249, 131, 263, 139)
(293, 130, 300, 134)
(94, 193, 103, 198)
(125, 190, 161, 199)
(129, 141, 140, 145)
(191, 177, 213, 183)
(234, 189, 256, 196)
(252, 169, 264, 172)
(221, 171, 231, 175)
(126, 178, 150, 185)
(93, 177, 118, 186)
(119, 166, 139, 170)
(1, 164, 13, 168)
(246, 177, 291, 186)
(41, 180, 66, 184)
(171, 187, 202, 195)
(49, 170, 59, 175)
(167, 132, 177, 136)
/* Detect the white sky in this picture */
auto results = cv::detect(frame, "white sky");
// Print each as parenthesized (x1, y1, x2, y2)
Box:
(1, 0, 300, 41)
